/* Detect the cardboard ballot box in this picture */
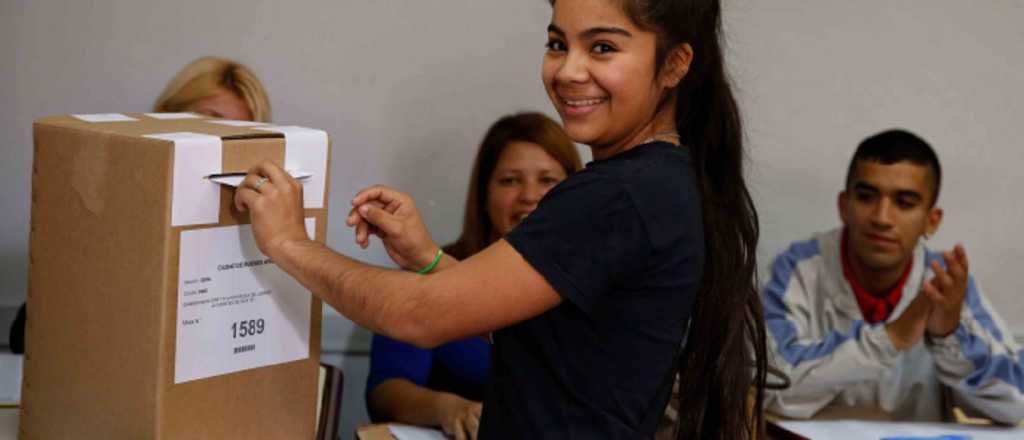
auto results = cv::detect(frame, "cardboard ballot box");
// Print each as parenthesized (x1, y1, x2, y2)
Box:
(22, 112, 330, 439)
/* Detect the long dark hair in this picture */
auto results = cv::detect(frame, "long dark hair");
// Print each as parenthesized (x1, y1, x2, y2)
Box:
(585, 0, 768, 438)
(445, 112, 583, 259)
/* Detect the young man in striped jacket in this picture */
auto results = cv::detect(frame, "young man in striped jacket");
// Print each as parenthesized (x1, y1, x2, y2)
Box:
(763, 129, 1024, 424)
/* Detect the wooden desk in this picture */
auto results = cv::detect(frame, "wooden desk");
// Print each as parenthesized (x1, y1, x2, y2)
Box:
(356, 424, 396, 440)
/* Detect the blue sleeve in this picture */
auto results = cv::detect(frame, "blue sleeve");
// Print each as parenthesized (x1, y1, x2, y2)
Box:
(923, 251, 1024, 424)
(433, 337, 492, 388)
(366, 333, 433, 393)
(365, 335, 492, 422)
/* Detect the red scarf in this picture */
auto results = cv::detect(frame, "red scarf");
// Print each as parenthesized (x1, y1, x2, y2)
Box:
(841, 230, 913, 324)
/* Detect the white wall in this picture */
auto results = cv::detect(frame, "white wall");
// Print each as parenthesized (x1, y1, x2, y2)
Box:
(725, 1, 1024, 326)
(0, 0, 567, 324)
(2, 0, 1022, 359)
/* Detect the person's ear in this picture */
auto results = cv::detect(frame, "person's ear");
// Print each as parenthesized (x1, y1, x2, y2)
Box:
(660, 43, 693, 89)
(838, 191, 850, 225)
(924, 206, 943, 238)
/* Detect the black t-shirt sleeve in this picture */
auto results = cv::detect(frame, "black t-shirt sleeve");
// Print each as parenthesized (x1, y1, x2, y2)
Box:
(505, 172, 651, 316)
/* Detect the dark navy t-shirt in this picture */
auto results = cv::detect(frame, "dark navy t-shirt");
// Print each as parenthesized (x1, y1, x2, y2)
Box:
(479, 141, 704, 439)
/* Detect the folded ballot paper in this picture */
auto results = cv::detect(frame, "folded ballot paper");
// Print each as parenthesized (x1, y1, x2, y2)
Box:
(207, 169, 314, 187)
(23, 113, 330, 439)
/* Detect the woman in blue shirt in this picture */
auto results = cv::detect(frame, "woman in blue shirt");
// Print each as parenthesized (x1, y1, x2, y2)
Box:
(365, 112, 582, 438)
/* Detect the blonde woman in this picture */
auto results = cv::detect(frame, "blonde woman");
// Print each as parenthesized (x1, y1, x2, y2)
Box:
(153, 56, 270, 121)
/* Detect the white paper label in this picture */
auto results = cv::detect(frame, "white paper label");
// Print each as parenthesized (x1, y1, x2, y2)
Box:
(0, 353, 22, 404)
(389, 425, 448, 440)
(143, 132, 223, 227)
(145, 112, 203, 120)
(71, 113, 138, 122)
(207, 120, 269, 127)
(254, 126, 329, 209)
(174, 219, 315, 384)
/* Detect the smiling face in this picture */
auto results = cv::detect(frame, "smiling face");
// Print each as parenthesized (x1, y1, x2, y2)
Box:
(542, 0, 686, 159)
(486, 141, 569, 237)
(839, 160, 943, 272)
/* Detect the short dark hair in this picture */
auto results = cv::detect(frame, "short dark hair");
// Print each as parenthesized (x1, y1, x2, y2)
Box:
(845, 129, 942, 206)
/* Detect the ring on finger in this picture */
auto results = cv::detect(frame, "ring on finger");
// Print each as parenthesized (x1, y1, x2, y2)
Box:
(253, 176, 269, 191)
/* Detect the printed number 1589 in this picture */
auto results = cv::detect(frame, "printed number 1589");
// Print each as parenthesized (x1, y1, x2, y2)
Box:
(232, 319, 265, 338)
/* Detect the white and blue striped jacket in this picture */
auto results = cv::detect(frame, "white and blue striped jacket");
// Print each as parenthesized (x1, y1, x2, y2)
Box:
(762, 228, 1024, 424)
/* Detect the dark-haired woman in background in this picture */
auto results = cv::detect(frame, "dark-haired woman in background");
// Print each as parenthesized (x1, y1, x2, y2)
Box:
(365, 113, 582, 439)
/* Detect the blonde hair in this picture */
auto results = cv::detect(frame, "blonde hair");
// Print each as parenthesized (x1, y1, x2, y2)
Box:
(153, 56, 271, 122)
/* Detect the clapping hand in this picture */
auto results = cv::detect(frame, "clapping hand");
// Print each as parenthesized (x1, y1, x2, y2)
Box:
(920, 244, 969, 337)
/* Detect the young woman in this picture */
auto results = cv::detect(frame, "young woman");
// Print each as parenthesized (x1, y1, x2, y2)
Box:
(366, 113, 582, 439)
(153, 56, 271, 121)
(235, 0, 766, 438)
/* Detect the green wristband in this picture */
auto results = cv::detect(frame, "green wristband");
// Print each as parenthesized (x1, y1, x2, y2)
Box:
(416, 249, 444, 275)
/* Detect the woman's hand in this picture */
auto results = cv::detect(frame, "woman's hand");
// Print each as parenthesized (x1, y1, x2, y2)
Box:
(369, 380, 483, 440)
(234, 161, 311, 260)
(438, 395, 482, 440)
(346, 185, 440, 271)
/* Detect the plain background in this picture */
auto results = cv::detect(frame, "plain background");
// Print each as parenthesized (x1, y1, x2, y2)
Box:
(2, 0, 1022, 433)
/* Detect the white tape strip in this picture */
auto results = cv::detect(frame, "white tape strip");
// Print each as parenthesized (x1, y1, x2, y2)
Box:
(207, 120, 270, 127)
(71, 113, 138, 122)
(145, 112, 203, 120)
(253, 126, 328, 209)
(143, 132, 223, 226)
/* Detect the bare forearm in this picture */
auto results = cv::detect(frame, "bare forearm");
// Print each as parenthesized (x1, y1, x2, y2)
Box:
(269, 238, 559, 349)
(369, 379, 473, 427)
(270, 238, 431, 345)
